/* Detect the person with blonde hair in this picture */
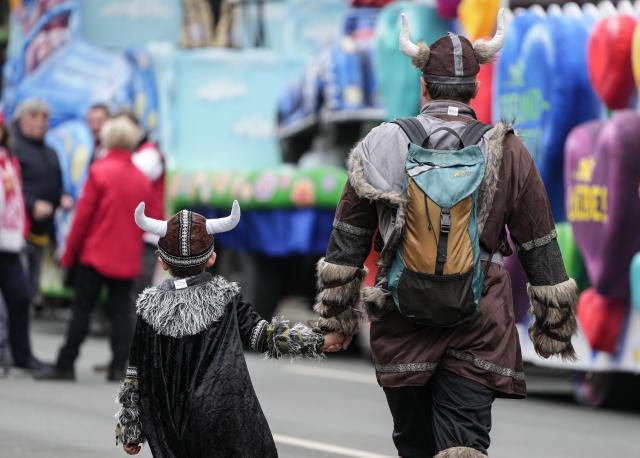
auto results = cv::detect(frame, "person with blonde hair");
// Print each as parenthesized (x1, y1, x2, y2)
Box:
(36, 115, 153, 381)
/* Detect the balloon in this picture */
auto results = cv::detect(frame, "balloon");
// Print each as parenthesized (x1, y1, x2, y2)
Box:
(458, 0, 499, 40)
(436, 0, 462, 19)
(587, 15, 637, 110)
(565, 112, 640, 300)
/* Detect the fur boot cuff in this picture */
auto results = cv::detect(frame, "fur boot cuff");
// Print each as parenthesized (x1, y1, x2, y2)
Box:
(435, 447, 487, 457)
(527, 278, 578, 361)
(313, 307, 360, 336)
(314, 258, 366, 318)
(360, 287, 393, 322)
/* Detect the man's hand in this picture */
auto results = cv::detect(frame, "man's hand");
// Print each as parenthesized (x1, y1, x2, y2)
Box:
(123, 443, 141, 455)
(322, 332, 346, 352)
(60, 194, 74, 211)
(32, 199, 54, 221)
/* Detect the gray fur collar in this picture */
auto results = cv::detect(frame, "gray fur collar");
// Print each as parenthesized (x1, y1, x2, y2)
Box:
(136, 275, 240, 338)
(347, 120, 512, 236)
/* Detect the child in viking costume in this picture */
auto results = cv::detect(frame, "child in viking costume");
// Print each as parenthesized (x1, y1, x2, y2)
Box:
(313, 10, 578, 458)
(116, 201, 344, 457)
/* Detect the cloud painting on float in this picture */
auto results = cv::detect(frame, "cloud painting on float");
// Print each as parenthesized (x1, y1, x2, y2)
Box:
(167, 49, 303, 173)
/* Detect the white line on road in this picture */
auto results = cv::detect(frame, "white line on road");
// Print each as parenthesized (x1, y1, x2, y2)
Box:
(273, 434, 394, 458)
(284, 365, 377, 385)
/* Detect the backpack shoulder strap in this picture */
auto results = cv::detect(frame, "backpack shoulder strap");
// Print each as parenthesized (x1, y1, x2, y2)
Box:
(391, 117, 429, 147)
(460, 120, 492, 148)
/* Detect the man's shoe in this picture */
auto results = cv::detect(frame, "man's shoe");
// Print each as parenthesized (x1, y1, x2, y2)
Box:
(33, 364, 76, 381)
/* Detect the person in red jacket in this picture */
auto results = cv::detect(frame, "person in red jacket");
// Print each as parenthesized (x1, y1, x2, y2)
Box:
(35, 115, 153, 382)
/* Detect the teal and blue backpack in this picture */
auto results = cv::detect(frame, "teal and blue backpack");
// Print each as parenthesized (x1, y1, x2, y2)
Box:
(387, 117, 491, 326)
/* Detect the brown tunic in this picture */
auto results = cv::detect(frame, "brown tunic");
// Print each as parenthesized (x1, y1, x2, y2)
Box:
(320, 101, 569, 398)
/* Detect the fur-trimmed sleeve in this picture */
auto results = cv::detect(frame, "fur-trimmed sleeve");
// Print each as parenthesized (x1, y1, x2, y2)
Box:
(249, 318, 324, 359)
(237, 299, 325, 359)
(505, 137, 578, 360)
(313, 180, 377, 336)
(115, 320, 145, 445)
(115, 366, 145, 445)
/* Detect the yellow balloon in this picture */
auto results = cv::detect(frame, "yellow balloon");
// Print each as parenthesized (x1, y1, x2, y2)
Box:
(458, 0, 500, 41)
(632, 24, 640, 91)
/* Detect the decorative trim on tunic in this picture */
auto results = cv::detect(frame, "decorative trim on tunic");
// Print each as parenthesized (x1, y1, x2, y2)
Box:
(446, 349, 525, 381)
(376, 362, 438, 373)
(250, 320, 268, 351)
(518, 229, 557, 252)
(136, 275, 240, 338)
(115, 366, 145, 445)
(332, 219, 375, 237)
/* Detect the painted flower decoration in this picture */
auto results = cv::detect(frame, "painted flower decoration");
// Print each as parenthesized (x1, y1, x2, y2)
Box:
(255, 171, 277, 202)
(291, 178, 315, 208)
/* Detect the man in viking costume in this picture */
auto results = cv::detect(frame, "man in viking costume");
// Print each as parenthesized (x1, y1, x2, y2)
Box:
(115, 202, 344, 457)
(313, 10, 578, 457)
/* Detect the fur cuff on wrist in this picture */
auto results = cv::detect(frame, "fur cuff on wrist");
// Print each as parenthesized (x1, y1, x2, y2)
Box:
(264, 317, 324, 360)
(314, 258, 366, 318)
(314, 307, 360, 336)
(115, 376, 145, 445)
(527, 278, 578, 361)
(435, 447, 487, 457)
(360, 287, 393, 322)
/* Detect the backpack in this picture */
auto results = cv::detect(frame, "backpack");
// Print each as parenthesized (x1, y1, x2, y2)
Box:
(387, 117, 492, 327)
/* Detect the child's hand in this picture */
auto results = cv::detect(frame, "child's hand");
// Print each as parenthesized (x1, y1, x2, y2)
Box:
(123, 443, 141, 455)
(322, 331, 346, 352)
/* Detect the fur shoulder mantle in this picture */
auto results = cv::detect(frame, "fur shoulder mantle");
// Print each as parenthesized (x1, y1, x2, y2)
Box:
(348, 121, 513, 235)
(136, 275, 241, 338)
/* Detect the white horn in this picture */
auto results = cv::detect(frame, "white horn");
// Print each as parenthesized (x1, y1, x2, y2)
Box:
(206, 200, 241, 235)
(473, 8, 507, 64)
(399, 13, 420, 58)
(134, 202, 167, 237)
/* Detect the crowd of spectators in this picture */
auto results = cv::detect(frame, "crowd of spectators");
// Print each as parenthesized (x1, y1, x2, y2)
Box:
(0, 98, 165, 381)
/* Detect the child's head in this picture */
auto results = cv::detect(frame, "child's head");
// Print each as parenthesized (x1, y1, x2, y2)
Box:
(134, 201, 240, 278)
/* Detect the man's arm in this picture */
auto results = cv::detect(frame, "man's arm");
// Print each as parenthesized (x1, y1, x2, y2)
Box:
(314, 177, 378, 337)
(505, 136, 578, 360)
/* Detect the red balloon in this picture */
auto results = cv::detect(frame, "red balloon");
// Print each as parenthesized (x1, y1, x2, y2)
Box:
(588, 16, 637, 110)
(577, 288, 627, 354)
(470, 62, 493, 124)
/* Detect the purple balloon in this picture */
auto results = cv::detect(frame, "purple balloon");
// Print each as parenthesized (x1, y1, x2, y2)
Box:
(436, 0, 461, 19)
(565, 112, 640, 300)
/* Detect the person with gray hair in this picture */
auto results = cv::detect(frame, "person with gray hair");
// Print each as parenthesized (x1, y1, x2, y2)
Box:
(11, 98, 73, 307)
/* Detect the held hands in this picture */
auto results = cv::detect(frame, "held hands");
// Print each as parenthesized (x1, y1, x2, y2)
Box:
(123, 443, 141, 455)
(321, 332, 353, 353)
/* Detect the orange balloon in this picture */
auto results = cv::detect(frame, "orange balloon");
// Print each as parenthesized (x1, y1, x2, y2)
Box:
(632, 23, 640, 91)
(458, 0, 500, 41)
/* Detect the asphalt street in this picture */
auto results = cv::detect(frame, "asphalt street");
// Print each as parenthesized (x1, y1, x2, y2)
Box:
(2, 318, 640, 458)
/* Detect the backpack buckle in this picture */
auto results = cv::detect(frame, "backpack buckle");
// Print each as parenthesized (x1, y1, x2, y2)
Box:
(440, 209, 451, 234)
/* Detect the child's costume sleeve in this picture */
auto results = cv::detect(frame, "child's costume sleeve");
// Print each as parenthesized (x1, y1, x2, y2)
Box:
(115, 319, 145, 445)
(236, 299, 325, 359)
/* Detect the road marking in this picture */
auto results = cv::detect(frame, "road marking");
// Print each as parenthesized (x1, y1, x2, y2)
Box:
(273, 434, 394, 458)
(284, 365, 377, 385)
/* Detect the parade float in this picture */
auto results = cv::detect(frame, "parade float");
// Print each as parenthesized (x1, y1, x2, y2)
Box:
(4, 0, 640, 406)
